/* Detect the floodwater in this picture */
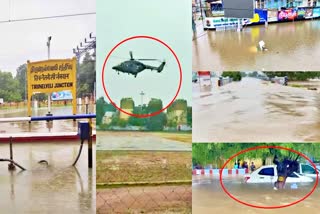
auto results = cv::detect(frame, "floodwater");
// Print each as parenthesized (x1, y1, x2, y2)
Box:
(193, 20, 320, 71)
(192, 175, 319, 214)
(0, 106, 96, 134)
(97, 131, 191, 151)
(0, 141, 95, 214)
(193, 77, 320, 142)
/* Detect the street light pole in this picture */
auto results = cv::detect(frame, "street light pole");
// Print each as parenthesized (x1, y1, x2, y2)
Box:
(46, 36, 52, 116)
(140, 91, 145, 112)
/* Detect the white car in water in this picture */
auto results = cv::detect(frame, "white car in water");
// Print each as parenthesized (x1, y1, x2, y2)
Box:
(244, 165, 314, 184)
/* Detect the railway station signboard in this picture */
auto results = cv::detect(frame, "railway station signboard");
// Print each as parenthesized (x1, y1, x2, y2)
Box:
(27, 58, 77, 116)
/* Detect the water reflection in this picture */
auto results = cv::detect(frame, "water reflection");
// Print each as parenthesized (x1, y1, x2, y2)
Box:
(0, 106, 96, 134)
(193, 20, 320, 70)
(0, 142, 95, 214)
(193, 77, 320, 142)
(193, 175, 319, 213)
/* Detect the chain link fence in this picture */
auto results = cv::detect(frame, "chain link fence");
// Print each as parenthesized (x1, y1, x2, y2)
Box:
(96, 150, 192, 213)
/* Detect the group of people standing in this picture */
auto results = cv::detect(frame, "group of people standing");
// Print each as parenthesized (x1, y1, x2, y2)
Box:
(234, 160, 256, 172)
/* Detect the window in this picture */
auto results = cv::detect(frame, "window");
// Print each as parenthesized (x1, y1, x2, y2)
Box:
(258, 167, 275, 176)
(288, 172, 298, 178)
(301, 164, 316, 174)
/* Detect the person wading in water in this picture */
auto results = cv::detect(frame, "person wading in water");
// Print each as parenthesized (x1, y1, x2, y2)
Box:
(273, 154, 299, 190)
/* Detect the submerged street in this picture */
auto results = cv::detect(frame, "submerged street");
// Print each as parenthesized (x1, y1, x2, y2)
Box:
(193, 77, 320, 142)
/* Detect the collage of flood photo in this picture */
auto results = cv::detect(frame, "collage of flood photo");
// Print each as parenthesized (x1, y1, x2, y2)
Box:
(1, 0, 320, 213)
(192, 0, 320, 213)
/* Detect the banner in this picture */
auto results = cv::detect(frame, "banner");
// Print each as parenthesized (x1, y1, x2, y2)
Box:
(278, 9, 297, 21)
(268, 10, 278, 22)
(249, 9, 268, 24)
(27, 58, 77, 116)
(297, 8, 306, 20)
(51, 90, 73, 101)
(313, 7, 320, 17)
(305, 8, 313, 18)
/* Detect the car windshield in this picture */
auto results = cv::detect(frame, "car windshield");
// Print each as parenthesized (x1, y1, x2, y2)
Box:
(288, 172, 299, 178)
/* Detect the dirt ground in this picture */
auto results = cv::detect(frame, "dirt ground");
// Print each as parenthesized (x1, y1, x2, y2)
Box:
(96, 150, 192, 184)
(96, 185, 192, 214)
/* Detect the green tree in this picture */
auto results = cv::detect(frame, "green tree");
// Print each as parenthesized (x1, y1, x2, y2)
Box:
(96, 97, 107, 125)
(77, 53, 95, 97)
(15, 64, 27, 100)
(146, 112, 167, 131)
(187, 106, 192, 127)
(0, 71, 22, 102)
(192, 143, 320, 167)
(222, 71, 242, 81)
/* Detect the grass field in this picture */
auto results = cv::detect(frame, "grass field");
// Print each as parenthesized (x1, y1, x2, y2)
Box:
(96, 150, 192, 185)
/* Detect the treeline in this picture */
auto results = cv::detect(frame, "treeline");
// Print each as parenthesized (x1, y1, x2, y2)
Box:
(263, 72, 320, 81)
(96, 97, 192, 131)
(222, 71, 242, 81)
(192, 143, 320, 167)
(0, 52, 95, 102)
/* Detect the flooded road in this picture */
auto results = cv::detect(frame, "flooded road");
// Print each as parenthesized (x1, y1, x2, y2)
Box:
(192, 175, 319, 214)
(0, 141, 95, 214)
(0, 106, 96, 134)
(193, 20, 320, 71)
(97, 131, 191, 151)
(193, 77, 320, 142)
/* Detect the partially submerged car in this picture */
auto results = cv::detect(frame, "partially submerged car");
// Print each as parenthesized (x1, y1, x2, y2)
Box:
(244, 165, 314, 184)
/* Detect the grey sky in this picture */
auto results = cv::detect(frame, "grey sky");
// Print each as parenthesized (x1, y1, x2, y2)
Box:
(0, 0, 95, 75)
(97, 0, 192, 107)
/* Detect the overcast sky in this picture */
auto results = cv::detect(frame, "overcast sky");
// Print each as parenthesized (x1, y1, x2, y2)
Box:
(0, 0, 95, 75)
(97, 0, 192, 107)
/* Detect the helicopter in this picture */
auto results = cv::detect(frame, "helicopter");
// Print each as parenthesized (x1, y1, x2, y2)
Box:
(112, 51, 166, 78)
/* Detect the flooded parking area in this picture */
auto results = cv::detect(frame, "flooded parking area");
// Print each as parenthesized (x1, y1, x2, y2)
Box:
(192, 175, 319, 214)
(193, 20, 320, 71)
(97, 131, 191, 151)
(0, 141, 95, 214)
(193, 77, 320, 142)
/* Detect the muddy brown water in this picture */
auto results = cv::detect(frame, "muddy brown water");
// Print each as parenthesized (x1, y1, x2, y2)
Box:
(193, 77, 320, 142)
(0, 142, 95, 214)
(193, 20, 320, 71)
(0, 106, 96, 134)
(192, 175, 319, 214)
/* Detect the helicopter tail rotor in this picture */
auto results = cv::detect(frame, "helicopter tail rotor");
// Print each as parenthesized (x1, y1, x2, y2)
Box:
(157, 61, 166, 73)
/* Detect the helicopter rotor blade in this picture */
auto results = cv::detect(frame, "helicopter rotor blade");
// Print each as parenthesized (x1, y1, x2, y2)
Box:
(136, 58, 162, 61)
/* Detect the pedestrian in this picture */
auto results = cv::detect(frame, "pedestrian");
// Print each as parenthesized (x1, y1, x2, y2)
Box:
(234, 162, 238, 169)
(250, 162, 256, 172)
(242, 161, 248, 169)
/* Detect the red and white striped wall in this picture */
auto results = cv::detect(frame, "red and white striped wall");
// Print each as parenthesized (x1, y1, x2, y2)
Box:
(192, 168, 249, 176)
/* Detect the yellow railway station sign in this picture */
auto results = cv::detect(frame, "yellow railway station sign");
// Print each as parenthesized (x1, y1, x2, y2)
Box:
(27, 58, 77, 116)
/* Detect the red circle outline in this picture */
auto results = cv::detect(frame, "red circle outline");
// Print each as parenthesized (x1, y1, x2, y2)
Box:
(219, 145, 319, 209)
(101, 35, 182, 118)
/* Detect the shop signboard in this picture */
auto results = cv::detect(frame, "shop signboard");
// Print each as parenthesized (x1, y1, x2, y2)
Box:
(313, 7, 320, 17)
(248, 9, 268, 24)
(297, 8, 306, 19)
(268, 10, 278, 22)
(278, 9, 297, 21)
(305, 8, 313, 18)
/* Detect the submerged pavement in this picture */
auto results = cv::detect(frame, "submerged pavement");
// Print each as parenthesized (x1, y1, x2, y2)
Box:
(193, 77, 320, 142)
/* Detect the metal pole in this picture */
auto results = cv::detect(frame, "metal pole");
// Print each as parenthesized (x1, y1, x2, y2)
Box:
(85, 96, 89, 114)
(88, 118, 93, 168)
(47, 36, 52, 116)
(140, 91, 145, 112)
(8, 137, 16, 170)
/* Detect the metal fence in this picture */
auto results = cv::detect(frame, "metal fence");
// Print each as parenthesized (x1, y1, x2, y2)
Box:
(96, 150, 192, 213)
